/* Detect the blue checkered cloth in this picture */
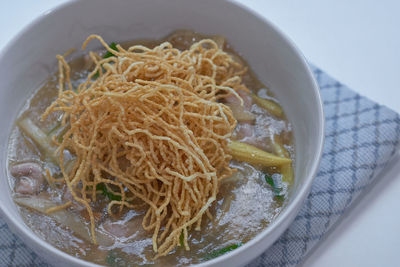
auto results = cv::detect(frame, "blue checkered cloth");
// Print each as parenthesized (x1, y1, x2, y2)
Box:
(1, 66, 399, 266)
(247, 66, 400, 266)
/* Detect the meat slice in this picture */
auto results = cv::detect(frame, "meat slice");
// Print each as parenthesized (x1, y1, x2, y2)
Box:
(10, 162, 44, 195)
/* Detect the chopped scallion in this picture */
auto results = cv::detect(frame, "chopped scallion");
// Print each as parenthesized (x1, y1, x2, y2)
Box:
(96, 183, 122, 201)
(106, 250, 127, 267)
(93, 42, 119, 79)
(265, 174, 284, 201)
(103, 42, 118, 58)
(203, 243, 242, 260)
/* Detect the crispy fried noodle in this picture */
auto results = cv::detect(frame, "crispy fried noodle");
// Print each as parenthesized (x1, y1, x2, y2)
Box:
(42, 34, 249, 257)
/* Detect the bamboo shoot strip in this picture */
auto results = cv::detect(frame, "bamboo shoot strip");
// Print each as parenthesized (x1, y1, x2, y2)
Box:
(251, 94, 283, 118)
(228, 141, 291, 166)
(17, 117, 58, 163)
(17, 117, 75, 174)
(272, 135, 294, 184)
(14, 197, 114, 246)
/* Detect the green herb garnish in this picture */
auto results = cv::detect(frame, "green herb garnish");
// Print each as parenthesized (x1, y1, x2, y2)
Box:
(96, 183, 122, 201)
(203, 243, 242, 260)
(265, 175, 275, 187)
(93, 42, 119, 79)
(93, 71, 100, 79)
(103, 42, 118, 58)
(265, 174, 284, 201)
(106, 251, 117, 266)
(106, 250, 127, 267)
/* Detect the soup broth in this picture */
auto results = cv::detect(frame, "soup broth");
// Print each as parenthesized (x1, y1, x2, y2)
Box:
(7, 30, 294, 266)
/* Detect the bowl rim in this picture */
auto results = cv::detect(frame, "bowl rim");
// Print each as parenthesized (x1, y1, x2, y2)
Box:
(0, 0, 325, 266)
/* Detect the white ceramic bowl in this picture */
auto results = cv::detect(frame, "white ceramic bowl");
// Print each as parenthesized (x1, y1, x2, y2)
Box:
(0, 0, 324, 266)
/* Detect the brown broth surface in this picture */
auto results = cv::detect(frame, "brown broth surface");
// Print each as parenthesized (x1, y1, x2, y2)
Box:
(7, 30, 294, 266)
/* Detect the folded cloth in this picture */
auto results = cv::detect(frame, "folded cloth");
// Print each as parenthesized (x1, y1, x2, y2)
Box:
(0, 66, 399, 266)
(247, 66, 400, 267)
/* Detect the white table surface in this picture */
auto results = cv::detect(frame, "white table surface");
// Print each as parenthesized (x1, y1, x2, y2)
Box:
(2, 1, 400, 267)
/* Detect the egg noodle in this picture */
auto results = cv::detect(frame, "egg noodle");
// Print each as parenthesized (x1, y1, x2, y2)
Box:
(42, 34, 249, 257)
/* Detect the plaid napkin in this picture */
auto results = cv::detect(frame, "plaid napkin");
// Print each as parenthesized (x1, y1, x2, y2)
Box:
(247, 66, 400, 266)
(1, 66, 399, 266)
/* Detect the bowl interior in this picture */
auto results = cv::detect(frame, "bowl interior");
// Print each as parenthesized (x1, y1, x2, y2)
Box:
(0, 0, 323, 266)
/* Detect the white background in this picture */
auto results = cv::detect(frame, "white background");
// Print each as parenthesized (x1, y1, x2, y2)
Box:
(1, 1, 399, 266)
